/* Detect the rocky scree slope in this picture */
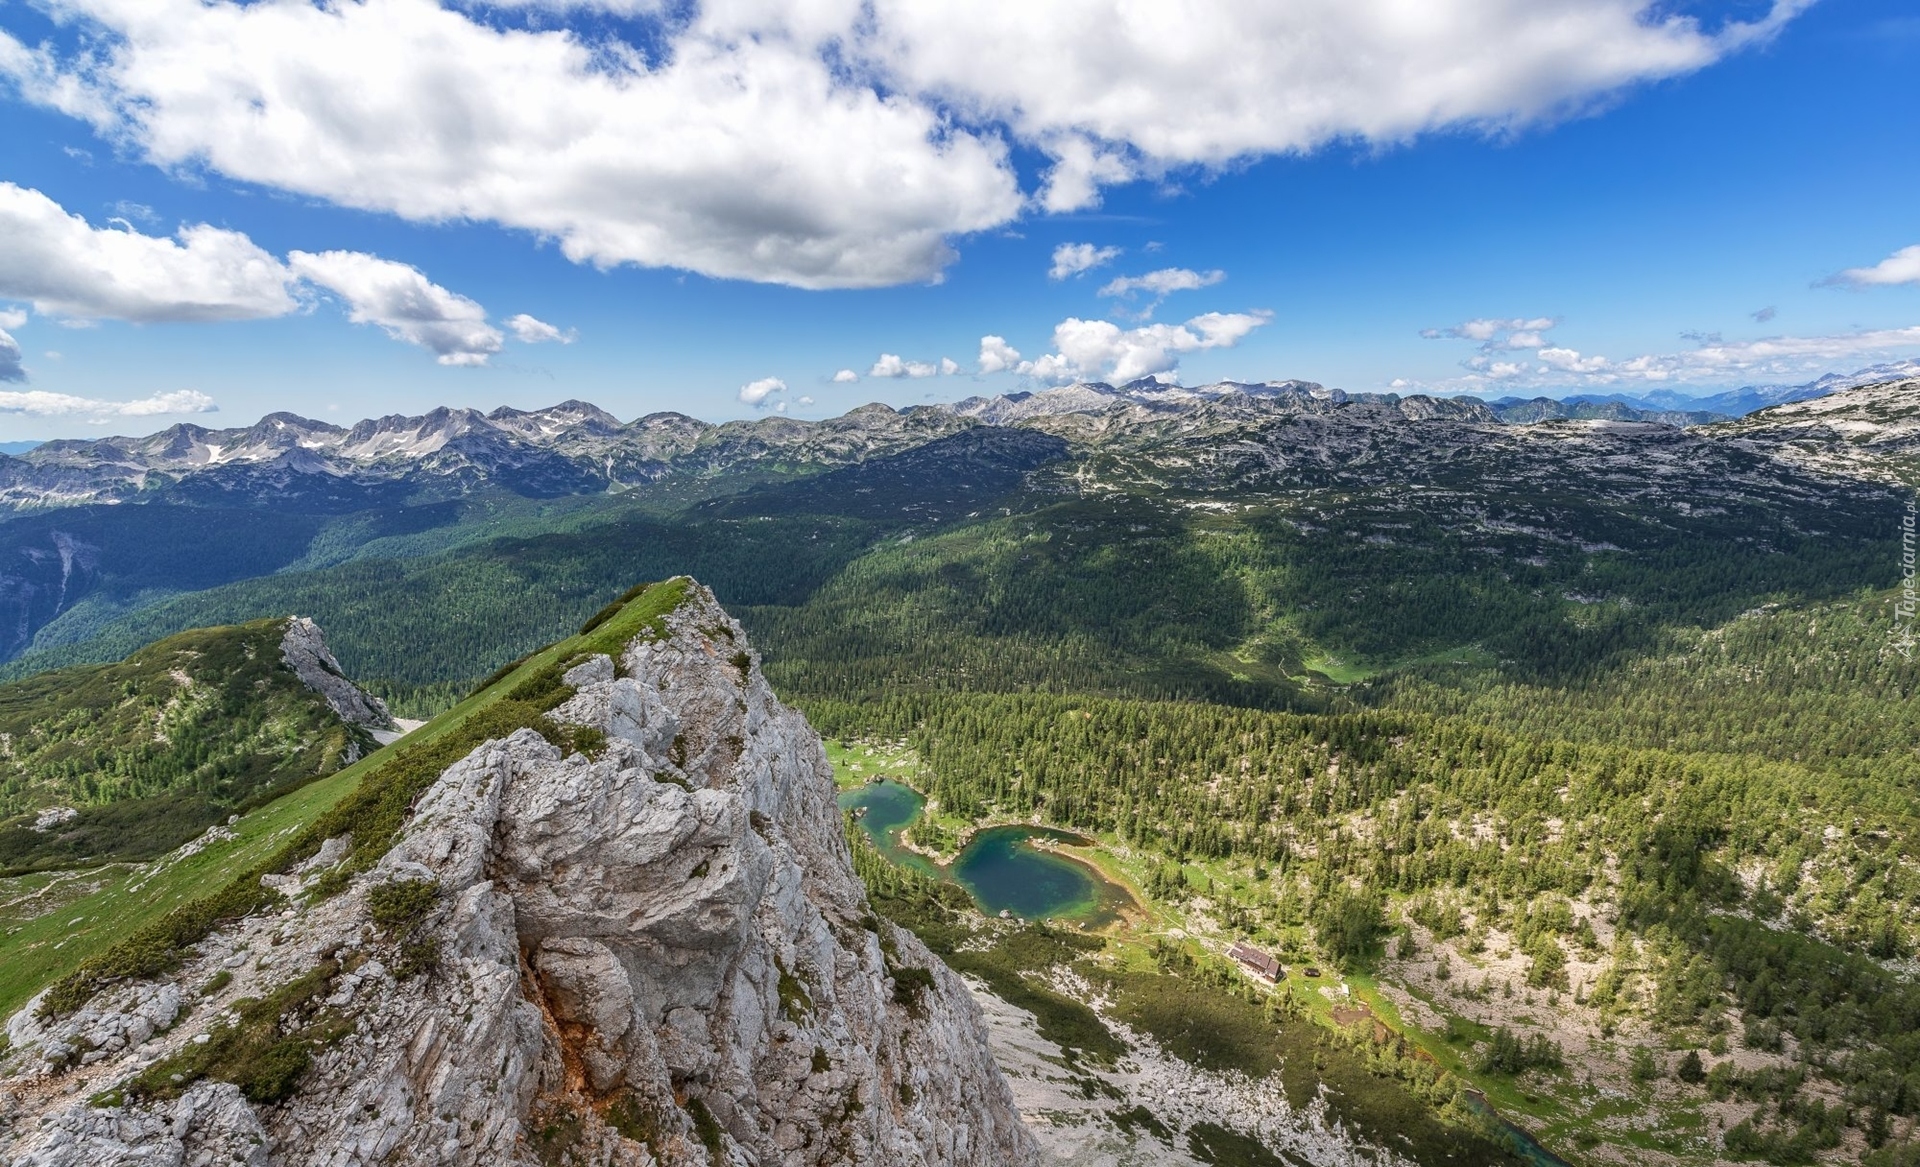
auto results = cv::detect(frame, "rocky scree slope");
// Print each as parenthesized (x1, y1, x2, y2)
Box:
(0, 582, 1034, 1167)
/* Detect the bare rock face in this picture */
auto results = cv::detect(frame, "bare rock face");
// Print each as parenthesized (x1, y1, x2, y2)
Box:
(280, 615, 395, 731)
(1, 581, 1035, 1167)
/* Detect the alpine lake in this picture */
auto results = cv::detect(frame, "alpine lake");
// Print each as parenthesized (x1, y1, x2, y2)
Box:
(837, 778, 1136, 928)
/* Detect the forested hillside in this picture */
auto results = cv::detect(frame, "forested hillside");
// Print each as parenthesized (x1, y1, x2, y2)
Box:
(0, 379, 1915, 1163)
(0, 619, 379, 874)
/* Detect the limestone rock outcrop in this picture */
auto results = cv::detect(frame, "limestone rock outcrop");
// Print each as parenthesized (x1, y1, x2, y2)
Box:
(1, 581, 1035, 1167)
(280, 615, 395, 731)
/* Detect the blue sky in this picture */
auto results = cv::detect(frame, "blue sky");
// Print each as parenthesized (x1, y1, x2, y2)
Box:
(0, 0, 1917, 437)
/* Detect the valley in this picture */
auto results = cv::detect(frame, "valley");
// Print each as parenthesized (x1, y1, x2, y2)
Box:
(0, 376, 1916, 1164)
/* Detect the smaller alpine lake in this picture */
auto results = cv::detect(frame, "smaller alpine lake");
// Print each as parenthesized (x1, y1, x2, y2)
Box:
(838, 779, 1135, 927)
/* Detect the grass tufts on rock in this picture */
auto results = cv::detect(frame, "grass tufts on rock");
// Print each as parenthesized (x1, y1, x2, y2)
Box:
(124, 959, 350, 1104)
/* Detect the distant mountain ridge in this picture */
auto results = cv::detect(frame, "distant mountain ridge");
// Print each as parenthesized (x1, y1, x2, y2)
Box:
(0, 368, 1913, 674)
(0, 400, 974, 512)
(1480, 358, 1920, 419)
(6, 361, 1908, 514)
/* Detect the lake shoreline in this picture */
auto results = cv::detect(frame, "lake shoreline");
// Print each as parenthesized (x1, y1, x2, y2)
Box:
(839, 780, 1138, 927)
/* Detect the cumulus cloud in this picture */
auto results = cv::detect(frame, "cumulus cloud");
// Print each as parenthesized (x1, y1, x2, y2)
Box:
(1037, 138, 1137, 213)
(1099, 267, 1225, 317)
(869, 353, 940, 378)
(0, 386, 216, 419)
(0, 184, 508, 368)
(1049, 243, 1122, 280)
(977, 335, 1021, 374)
(0, 308, 27, 330)
(871, 1, 1806, 178)
(505, 313, 574, 344)
(0, 1, 1806, 288)
(0, 0, 1020, 290)
(1017, 310, 1270, 384)
(831, 368, 860, 383)
(1826, 245, 1920, 288)
(288, 251, 503, 365)
(798, 395, 814, 405)
(738, 376, 787, 407)
(0, 182, 295, 322)
(0, 329, 23, 383)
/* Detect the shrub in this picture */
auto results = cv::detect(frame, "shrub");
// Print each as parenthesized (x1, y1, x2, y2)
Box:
(367, 879, 441, 932)
(890, 964, 936, 1016)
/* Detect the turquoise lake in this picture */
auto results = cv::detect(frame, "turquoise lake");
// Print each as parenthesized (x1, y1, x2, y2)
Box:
(838, 780, 1132, 925)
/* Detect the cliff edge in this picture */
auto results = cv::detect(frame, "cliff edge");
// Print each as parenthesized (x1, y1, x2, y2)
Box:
(0, 580, 1035, 1167)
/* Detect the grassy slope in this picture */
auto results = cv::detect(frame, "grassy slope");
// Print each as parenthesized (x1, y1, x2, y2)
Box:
(0, 618, 368, 873)
(0, 759, 360, 1023)
(0, 578, 690, 1022)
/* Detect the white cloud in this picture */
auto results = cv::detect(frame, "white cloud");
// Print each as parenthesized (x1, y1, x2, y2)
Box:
(939, 357, 960, 375)
(977, 335, 1021, 374)
(0, 329, 23, 382)
(1, 1, 1807, 287)
(1038, 139, 1135, 213)
(0, 182, 295, 322)
(1099, 268, 1224, 300)
(0, 308, 27, 330)
(1421, 317, 1558, 346)
(288, 250, 502, 366)
(0, 386, 216, 418)
(1098, 267, 1226, 317)
(1049, 242, 1122, 280)
(871, 1, 1805, 180)
(831, 368, 860, 383)
(1532, 347, 1612, 374)
(869, 353, 939, 378)
(505, 313, 574, 344)
(798, 395, 814, 405)
(1827, 245, 1920, 288)
(0, 185, 503, 368)
(0, 0, 1019, 290)
(1019, 310, 1270, 384)
(1419, 322, 1920, 391)
(738, 375, 787, 407)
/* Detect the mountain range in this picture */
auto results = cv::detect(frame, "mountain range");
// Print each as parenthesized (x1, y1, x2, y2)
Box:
(5, 361, 1913, 518)
(1, 366, 1914, 673)
(0, 369, 1916, 1164)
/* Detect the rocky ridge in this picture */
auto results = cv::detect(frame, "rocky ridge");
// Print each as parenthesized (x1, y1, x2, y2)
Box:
(280, 616, 396, 734)
(0, 364, 1899, 514)
(0, 402, 977, 511)
(1714, 375, 1920, 483)
(0, 582, 1034, 1166)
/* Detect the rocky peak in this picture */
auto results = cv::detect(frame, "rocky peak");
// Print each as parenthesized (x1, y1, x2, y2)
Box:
(1, 581, 1034, 1167)
(279, 615, 395, 732)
